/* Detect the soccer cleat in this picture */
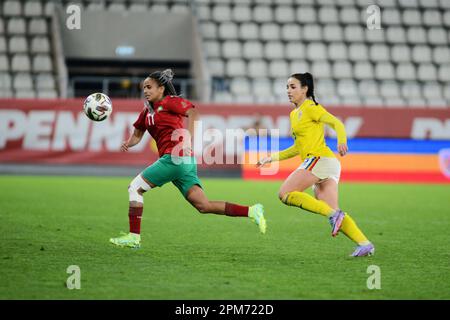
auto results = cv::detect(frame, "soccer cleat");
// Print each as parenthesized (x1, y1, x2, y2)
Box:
(109, 232, 141, 248)
(248, 203, 267, 234)
(329, 210, 345, 237)
(351, 243, 375, 257)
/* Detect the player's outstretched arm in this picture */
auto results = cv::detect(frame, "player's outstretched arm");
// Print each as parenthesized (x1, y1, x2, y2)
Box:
(121, 128, 145, 152)
(257, 145, 299, 167)
(319, 112, 348, 156)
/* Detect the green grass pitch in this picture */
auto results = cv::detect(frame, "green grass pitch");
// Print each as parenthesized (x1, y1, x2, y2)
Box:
(1, 175, 449, 299)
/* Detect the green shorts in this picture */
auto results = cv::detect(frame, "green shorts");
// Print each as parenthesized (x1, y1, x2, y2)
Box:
(141, 154, 203, 198)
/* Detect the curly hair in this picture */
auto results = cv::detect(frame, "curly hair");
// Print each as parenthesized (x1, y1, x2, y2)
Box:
(148, 69, 177, 96)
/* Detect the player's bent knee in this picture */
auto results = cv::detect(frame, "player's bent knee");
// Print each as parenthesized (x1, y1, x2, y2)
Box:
(128, 185, 143, 203)
(278, 191, 289, 204)
(128, 175, 151, 203)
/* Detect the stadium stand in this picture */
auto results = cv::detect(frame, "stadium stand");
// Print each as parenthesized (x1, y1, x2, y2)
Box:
(0, 0, 58, 98)
(195, 0, 450, 106)
(0, 0, 448, 108)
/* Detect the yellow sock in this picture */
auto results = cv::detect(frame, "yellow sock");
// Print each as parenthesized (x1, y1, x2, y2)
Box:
(283, 192, 371, 245)
(284, 191, 334, 217)
(340, 213, 370, 245)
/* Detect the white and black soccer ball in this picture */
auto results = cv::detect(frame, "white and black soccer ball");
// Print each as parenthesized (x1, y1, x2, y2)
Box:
(83, 93, 113, 122)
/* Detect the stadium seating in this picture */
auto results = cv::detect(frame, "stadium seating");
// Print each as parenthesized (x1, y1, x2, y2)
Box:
(0, 0, 448, 107)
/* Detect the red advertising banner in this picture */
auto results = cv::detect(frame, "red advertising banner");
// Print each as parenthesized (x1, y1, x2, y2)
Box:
(0, 99, 449, 166)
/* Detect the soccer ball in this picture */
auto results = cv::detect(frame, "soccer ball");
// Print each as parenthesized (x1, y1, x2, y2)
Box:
(83, 93, 113, 122)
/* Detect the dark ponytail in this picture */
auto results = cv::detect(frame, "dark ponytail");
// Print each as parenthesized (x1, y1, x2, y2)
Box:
(148, 69, 177, 96)
(291, 72, 318, 105)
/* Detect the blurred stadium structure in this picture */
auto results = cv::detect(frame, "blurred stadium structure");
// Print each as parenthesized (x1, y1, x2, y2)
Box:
(0, 0, 449, 183)
(0, 0, 449, 106)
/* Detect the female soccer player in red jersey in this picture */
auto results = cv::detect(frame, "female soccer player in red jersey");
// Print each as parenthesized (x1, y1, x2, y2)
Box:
(110, 69, 266, 248)
(258, 73, 374, 257)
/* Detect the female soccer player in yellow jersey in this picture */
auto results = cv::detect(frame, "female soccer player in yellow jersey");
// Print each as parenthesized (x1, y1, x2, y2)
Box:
(257, 73, 374, 257)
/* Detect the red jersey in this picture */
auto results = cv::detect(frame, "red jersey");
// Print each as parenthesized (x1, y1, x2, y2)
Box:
(133, 95, 194, 157)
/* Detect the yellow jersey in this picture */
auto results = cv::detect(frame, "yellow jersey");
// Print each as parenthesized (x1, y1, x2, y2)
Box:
(272, 99, 347, 161)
